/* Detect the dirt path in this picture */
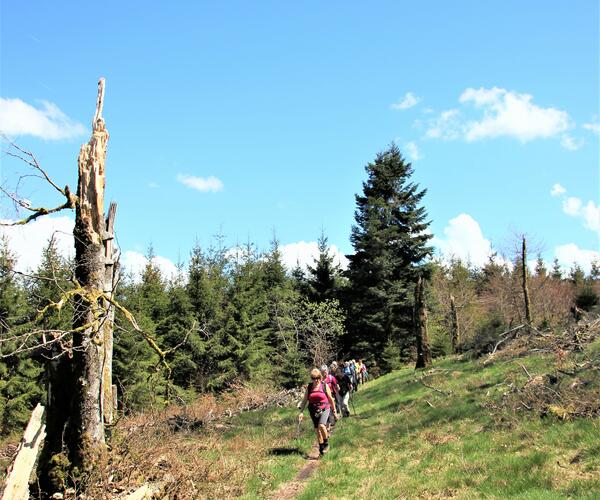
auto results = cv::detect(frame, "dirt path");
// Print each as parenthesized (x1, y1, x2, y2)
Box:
(269, 441, 321, 500)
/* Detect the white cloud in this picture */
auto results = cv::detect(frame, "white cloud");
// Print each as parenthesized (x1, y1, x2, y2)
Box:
(563, 197, 582, 216)
(550, 183, 566, 197)
(120, 250, 179, 282)
(279, 241, 349, 271)
(0, 214, 180, 283)
(425, 87, 575, 148)
(459, 87, 571, 142)
(177, 174, 223, 193)
(404, 141, 422, 161)
(431, 213, 493, 268)
(580, 201, 600, 232)
(554, 243, 600, 274)
(391, 92, 420, 110)
(0, 215, 75, 272)
(0, 98, 87, 140)
(583, 122, 600, 135)
(560, 134, 584, 151)
(424, 109, 462, 140)
(561, 195, 600, 233)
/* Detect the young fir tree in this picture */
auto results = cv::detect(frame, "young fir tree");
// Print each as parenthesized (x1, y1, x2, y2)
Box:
(155, 270, 197, 395)
(290, 262, 311, 299)
(534, 254, 547, 278)
(307, 232, 342, 303)
(345, 144, 432, 364)
(113, 250, 168, 410)
(551, 258, 563, 280)
(186, 240, 229, 390)
(211, 243, 273, 389)
(0, 236, 45, 434)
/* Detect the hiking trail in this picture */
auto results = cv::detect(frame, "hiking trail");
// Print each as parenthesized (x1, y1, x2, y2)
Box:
(269, 441, 321, 499)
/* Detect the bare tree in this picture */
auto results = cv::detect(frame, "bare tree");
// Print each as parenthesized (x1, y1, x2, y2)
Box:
(521, 236, 533, 324)
(414, 275, 432, 369)
(449, 294, 460, 353)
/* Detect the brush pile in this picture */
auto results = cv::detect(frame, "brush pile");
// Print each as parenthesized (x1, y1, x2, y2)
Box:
(489, 316, 600, 420)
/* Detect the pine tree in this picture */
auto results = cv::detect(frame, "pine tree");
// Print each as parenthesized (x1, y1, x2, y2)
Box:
(113, 249, 169, 410)
(290, 262, 311, 299)
(156, 273, 197, 394)
(211, 244, 273, 388)
(551, 258, 562, 280)
(0, 236, 44, 434)
(590, 259, 600, 280)
(307, 232, 342, 303)
(534, 254, 547, 278)
(186, 240, 229, 390)
(345, 144, 432, 363)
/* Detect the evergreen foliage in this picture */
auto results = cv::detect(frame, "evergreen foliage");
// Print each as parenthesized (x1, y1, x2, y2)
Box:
(306, 232, 342, 303)
(0, 237, 44, 434)
(345, 144, 432, 364)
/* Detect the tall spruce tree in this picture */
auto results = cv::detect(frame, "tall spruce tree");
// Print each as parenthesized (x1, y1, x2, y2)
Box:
(345, 144, 432, 364)
(307, 232, 342, 303)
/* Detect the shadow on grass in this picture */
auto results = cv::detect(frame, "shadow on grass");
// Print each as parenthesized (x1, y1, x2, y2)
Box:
(268, 447, 304, 456)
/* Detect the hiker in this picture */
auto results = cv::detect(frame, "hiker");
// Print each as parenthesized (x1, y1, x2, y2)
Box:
(356, 359, 364, 385)
(349, 360, 358, 392)
(321, 364, 340, 429)
(335, 363, 352, 417)
(360, 359, 368, 383)
(298, 368, 338, 455)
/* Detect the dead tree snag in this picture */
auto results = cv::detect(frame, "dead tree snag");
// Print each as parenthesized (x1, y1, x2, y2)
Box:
(522, 237, 533, 325)
(414, 275, 432, 369)
(450, 294, 460, 353)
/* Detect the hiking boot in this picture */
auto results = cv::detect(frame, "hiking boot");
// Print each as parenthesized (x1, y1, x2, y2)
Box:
(318, 443, 324, 455)
(322, 442, 330, 454)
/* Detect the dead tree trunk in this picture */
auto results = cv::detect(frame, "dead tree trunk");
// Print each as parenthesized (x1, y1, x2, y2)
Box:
(449, 294, 460, 353)
(522, 237, 532, 324)
(414, 276, 432, 369)
(71, 77, 111, 469)
(40, 79, 113, 490)
(101, 202, 118, 425)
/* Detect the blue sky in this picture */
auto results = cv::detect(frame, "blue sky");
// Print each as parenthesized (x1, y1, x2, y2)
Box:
(1, 1, 598, 277)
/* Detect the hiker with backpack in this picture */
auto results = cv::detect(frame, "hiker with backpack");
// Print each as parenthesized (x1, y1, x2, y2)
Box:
(298, 368, 338, 455)
(335, 362, 352, 417)
(321, 364, 340, 429)
(346, 360, 358, 392)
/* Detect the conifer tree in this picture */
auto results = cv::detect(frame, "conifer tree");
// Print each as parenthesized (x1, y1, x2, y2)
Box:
(156, 273, 197, 394)
(186, 240, 229, 390)
(551, 258, 563, 280)
(345, 144, 432, 362)
(0, 237, 44, 434)
(212, 244, 273, 388)
(307, 232, 342, 303)
(113, 250, 168, 410)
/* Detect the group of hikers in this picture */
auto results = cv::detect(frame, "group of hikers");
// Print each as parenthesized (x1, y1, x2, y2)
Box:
(297, 359, 368, 456)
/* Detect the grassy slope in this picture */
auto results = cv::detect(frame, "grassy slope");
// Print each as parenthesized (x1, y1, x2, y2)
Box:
(243, 346, 600, 499)
(1, 345, 597, 498)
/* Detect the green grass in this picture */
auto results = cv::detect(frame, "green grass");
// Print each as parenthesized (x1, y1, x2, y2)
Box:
(239, 349, 599, 499)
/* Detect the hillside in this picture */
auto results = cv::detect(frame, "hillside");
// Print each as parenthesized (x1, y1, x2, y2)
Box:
(17, 323, 588, 498)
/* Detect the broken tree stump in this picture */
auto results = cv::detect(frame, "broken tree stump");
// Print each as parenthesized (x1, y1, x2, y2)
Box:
(2, 404, 46, 500)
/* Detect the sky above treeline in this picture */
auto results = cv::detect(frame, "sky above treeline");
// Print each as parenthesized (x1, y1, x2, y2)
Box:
(0, 1, 598, 278)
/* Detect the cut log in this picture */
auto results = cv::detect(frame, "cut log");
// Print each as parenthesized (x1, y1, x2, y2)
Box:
(2, 404, 46, 500)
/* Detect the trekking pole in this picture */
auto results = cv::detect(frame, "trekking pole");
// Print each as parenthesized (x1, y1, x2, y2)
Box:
(350, 392, 358, 416)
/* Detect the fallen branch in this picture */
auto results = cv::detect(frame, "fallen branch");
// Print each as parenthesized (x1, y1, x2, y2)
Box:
(1, 404, 46, 500)
(417, 378, 452, 396)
